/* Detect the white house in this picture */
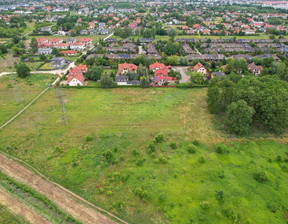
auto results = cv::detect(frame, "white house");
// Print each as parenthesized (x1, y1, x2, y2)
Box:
(70, 42, 85, 51)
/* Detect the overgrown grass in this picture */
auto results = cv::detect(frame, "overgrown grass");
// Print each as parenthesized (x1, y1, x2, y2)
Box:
(0, 73, 55, 125)
(0, 88, 288, 223)
(0, 170, 81, 224)
(0, 205, 25, 224)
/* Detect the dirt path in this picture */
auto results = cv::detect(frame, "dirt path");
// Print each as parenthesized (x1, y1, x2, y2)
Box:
(0, 188, 50, 224)
(0, 153, 122, 224)
(172, 66, 190, 83)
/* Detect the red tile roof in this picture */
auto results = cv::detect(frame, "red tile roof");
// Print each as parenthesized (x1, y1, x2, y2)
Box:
(194, 62, 204, 71)
(149, 62, 167, 71)
(118, 63, 138, 72)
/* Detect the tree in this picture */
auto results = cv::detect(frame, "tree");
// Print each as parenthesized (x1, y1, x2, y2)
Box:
(15, 62, 30, 78)
(52, 48, 60, 56)
(167, 55, 179, 66)
(190, 72, 204, 85)
(100, 73, 114, 88)
(85, 65, 103, 81)
(140, 77, 150, 88)
(225, 100, 255, 135)
(179, 56, 188, 66)
(167, 28, 177, 39)
(207, 86, 221, 113)
(137, 64, 145, 77)
(30, 37, 38, 53)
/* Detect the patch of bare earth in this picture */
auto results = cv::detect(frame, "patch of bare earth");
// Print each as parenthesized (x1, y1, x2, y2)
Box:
(0, 188, 50, 224)
(0, 154, 118, 224)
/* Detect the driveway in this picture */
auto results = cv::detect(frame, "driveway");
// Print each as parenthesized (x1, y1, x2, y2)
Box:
(172, 66, 190, 83)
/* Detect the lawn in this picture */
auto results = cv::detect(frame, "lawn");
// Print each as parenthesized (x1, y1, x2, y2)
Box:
(0, 73, 56, 125)
(39, 62, 55, 70)
(0, 87, 287, 224)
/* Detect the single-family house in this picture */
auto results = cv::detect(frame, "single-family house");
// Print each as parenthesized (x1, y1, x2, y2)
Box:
(39, 48, 52, 55)
(248, 63, 263, 76)
(193, 62, 208, 75)
(118, 63, 138, 74)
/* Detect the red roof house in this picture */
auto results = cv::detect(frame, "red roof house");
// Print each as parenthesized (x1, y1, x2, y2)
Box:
(118, 63, 138, 74)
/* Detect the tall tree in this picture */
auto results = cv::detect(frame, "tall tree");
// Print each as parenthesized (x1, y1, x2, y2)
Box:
(15, 63, 30, 78)
(30, 37, 38, 53)
(225, 100, 255, 135)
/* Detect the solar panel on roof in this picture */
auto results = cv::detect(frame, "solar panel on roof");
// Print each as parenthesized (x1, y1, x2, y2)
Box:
(154, 76, 158, 82)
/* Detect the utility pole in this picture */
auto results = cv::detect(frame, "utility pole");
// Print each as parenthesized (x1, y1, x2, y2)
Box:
(56, 87, 69, 125)
(9, 75, 24, 104)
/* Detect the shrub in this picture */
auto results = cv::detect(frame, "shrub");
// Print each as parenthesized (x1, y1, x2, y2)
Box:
(253, 171, 268, 183)
(170, 142, 177, 149)
(215, 144, 227, 154)
(199, 156, 206, 163)
(135, 187, 150, 201)
(216, 191, 224, 204)
(99, 187, 105, 194)
(192, 140, 201, 146)
(158, 193, 167, 203)
(187, 144, 197, 154)
(199, 201, 210, 210)
(276, 155, 283, 162)
(85, 134, 93, 142)
(147, 143, 156, 154)
(154, 133, 164, 143)
(107, 190, 113, 196)
(136, 158, 146, 166)
(132, 149, 139, 156)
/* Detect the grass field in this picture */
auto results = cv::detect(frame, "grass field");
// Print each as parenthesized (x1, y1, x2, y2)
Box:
(0, 86, 288, 224)
(0, 73, 55, 125)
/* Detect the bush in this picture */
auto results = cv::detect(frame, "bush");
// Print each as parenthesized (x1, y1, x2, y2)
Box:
(199, 156, 206, 163)
(199, 201, 210, 210)
(253, 171, 268, 183)
(135, 187, 150, 201)
(154, 133, 164, 143)
(106, 190, 113, 196)
(170, 142, 177, 149)
(136, 158, 146, 166)
(187, 144, 197, 154)
(147, 143, 156, 154)
(85, 134, 93, 142)
(158, 193, 167, 203)
(192, 140, 201, 146)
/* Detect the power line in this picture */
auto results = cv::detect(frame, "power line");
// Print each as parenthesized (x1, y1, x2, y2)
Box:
(56, 87, 69, 125)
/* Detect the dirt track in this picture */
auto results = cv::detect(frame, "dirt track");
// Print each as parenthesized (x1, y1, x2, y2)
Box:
(0, 188, 51, 224)
(0, 153, 118, 224)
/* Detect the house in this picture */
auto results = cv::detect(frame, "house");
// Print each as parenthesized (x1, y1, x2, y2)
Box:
(79, 38, 93, 47)
(63, 65, 86, 86)
(115, 75, 129, 85)
(149, 62, 168, 71)
(60, 50, 77, 56)
(49, 38, 63, 45)
(151, 75, 176, 86)
(155, 69, 168, 76)
(39, 48, 52, 55)
(193, 62, 208, 75)
(211, 72, 226, 79)
(90, 29, 98, 35)
(248, 63, 263, 76)
(40, 27, 52, 33)
(50, 57, 65, 69)
(244, 29, 256, 35)
(37, 38, 48, 44)
(54, 43, 68, 49)
(70, 42, 85, 51)
(57, 30, 66, 36)
(118, 63, 138, 74)
(80, 29, 88, 35)
(67, 73, 85, 86)
(66, 38, 76, 44)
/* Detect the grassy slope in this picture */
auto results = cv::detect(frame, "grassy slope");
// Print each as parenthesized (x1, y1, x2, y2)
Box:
(0, 205, 24, 224)
(0, 87, 287, 223)
(0, 73, 55, 125)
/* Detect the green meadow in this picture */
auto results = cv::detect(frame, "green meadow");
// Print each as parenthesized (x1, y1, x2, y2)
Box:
(0, 74, 55, 125)
(0, 84, 288, 223)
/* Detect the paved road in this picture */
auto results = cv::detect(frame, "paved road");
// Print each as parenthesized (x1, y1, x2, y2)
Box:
(172, 66, 190, 83)
(0, 188, 50, 224)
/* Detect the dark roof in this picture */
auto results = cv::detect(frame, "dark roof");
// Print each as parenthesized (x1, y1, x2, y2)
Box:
(115, 75, 128, 82)
(127, 80, 140, 85)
